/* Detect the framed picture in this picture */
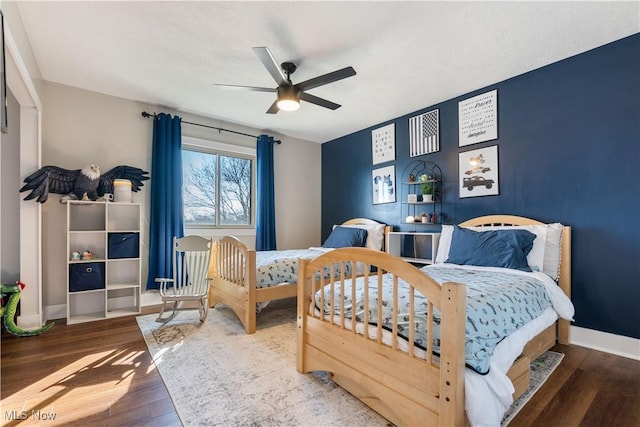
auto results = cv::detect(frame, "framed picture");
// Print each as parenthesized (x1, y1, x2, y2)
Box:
(458, 89, 497, 147)
(409, 109, 439, 156)
(372, 165, 396, 204)
(459, 145, 499, 198)
(371, 123, 395, 165)
(1, 11, 7, 134)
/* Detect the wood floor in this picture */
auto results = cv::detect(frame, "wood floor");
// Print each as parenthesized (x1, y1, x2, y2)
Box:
(2, 309, 639, 426)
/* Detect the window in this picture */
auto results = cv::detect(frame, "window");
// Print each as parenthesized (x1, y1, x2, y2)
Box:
(182, 138, 255, 227)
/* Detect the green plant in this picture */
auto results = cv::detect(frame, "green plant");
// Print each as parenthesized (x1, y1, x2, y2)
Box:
(420, 181, 433, 195)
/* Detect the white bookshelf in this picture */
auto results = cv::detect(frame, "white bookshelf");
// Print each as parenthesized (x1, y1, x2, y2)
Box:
(66, 201, 141, 324)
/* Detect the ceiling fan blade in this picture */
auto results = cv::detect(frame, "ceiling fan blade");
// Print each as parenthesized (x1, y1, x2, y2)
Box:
(215, 84, 276, 93)
(266, 100, 280, 114)
(295, 66, 356, 91)
(299, 92, 341, 110)
(252, 47, 288, 86)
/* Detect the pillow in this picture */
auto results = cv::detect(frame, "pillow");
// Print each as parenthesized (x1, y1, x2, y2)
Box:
(436, 222, 564, 278)
(445, 225, 536, 271)
(543, 223, 563, 280)
(322, 226, 368, 248)
(338, 222, 385, 251)
(468, 224, 546, 272)
(435, 224, 454, 263)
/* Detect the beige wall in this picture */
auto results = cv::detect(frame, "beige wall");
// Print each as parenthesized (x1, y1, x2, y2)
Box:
(41, 82, 321, 316)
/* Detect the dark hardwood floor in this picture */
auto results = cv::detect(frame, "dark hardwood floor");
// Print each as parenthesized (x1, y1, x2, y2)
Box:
(2, 308, 638, 426)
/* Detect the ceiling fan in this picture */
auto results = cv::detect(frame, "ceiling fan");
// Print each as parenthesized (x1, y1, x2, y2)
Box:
(216, 47, 356, 114)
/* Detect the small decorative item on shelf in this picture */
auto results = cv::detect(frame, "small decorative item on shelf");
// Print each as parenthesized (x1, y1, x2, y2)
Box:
(421, 213, 429, 224)
(430, 212, 437, 224)
(408, 174, 416, 182)
(405, 215, 415, 223)
(70, 251, 81, 261)
(421, 183, 434, 203)
(408, 194, 418, 203)
(82, 250, 96, 260)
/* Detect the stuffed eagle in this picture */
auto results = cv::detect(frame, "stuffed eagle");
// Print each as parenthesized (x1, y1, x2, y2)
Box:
(20, 164, 150, 203)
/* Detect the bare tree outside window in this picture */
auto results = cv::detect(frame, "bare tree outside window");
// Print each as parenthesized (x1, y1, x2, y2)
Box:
(183, 149, 252, 226)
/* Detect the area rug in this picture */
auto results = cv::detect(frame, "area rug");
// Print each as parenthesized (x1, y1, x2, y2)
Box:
(501, 350, 564, 426)
(137, 299, 562, 427)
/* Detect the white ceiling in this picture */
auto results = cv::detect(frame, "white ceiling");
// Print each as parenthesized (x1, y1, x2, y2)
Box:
(14, 1, 639, 143)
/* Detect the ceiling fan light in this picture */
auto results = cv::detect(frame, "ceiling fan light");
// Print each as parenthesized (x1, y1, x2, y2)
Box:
(277, 86, 300, 111)
(277, 99, 300, 111)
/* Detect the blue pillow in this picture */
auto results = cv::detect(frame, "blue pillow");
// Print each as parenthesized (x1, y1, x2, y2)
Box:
(322, 226, 368, 248)
(445, 225, 536, 271)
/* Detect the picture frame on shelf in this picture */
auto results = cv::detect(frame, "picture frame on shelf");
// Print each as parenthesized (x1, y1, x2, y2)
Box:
(372, 165, 396, 204)
(371, 123, 395, 165)
(458, 89, 497, 147)
(459, 145, 499, 198)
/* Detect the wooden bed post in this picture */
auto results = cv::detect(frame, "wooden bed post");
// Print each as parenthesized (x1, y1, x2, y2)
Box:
(244, 249, 257, 334)
(557, 227, 571, 344)
(296, 258, 309, 374)
(439, 281, 466, 427)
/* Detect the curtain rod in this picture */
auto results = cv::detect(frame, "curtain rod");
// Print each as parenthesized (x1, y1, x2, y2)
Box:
(141, 111, 281, 144)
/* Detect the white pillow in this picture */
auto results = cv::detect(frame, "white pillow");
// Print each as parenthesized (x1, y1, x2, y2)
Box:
(338, 223, 386, 251)
(435, 225, 454, 264)
(435, 224, 547, 273)
(543, 223, 563, 280)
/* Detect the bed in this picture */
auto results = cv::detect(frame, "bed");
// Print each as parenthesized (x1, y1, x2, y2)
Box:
(209, 218, 392, 334)
(296, 215, 573, 427)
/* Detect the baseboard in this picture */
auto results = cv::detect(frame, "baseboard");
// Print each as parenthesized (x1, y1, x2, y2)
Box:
(44, 304, 66, 322)
(142, 290, 162, 306)
(570, 326, 640, 361)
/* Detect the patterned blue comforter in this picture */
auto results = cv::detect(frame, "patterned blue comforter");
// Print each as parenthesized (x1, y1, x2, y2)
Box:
(256, 248, 330, 289)
(314, 264, 553, 374)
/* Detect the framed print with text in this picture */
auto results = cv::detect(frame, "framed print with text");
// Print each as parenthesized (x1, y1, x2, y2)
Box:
(459, 89, 497, 147)
(372, 123, 395, 165)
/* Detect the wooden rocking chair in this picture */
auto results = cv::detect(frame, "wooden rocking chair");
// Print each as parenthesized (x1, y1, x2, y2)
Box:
(155, 235, 213, 323)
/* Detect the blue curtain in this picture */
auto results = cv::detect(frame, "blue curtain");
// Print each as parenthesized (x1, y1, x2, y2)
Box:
(146, 113, 184, 290)
(256, 135, 277, 251)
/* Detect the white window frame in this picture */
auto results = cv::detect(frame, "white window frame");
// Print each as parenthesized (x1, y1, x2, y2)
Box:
(182, 136, 256, 235)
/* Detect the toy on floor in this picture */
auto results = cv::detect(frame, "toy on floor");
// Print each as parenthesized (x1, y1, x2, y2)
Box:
(1, 281, 54, 337)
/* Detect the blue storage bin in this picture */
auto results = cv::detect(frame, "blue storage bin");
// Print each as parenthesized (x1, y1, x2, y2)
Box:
(108, 233, 140, 259)
(69, 262, 105, 292)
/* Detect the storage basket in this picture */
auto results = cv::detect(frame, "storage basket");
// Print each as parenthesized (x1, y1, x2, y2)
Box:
(108, 232, 140, 259)
(69, 262, 105, 292)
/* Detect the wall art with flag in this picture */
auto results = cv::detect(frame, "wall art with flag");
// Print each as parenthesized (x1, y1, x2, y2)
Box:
(409, 109, 439, 157)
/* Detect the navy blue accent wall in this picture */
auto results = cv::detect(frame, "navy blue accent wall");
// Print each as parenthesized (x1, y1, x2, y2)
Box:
(322, 34, 640, 339)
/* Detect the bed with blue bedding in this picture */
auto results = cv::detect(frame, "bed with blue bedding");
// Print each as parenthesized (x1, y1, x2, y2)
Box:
(297, 215, 574, 427)
(210, 218, 390, 334)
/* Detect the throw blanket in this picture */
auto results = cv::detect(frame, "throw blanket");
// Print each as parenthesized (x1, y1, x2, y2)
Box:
(314, 264, 553, 374)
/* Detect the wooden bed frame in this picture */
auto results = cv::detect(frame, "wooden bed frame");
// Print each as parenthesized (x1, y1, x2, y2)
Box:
(296, 215, 571, 427)
(209, 218, 392, 334)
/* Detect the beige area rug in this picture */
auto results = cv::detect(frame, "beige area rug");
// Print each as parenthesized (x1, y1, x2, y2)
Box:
(136, 299, 562, 427)
(501, 350, 564, 426)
